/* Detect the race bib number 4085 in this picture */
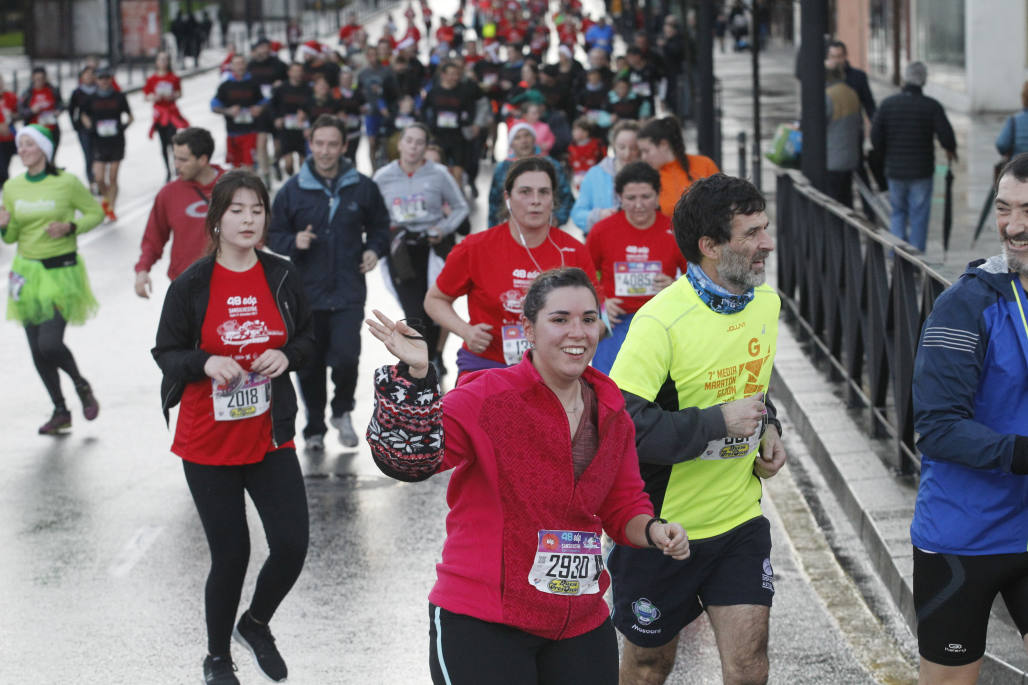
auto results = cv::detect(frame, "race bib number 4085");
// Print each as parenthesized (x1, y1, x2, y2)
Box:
(614, 261, 662, 297)
(527, 530, 604, 596)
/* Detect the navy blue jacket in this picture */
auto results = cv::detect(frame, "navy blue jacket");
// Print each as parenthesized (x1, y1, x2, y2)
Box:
(268, 156, 390, 310)
(843, 64, 876, 120)
(871, 85, 956, 180)
(911, 256, 1028, 555)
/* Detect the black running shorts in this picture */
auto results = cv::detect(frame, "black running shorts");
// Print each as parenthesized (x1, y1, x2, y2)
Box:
(608, 515, 774, 647)
(276, 129, 307, 155)
(92, 138, 125, 162)
(913, 547, 1028, 666)
(427, 604, 617, 685)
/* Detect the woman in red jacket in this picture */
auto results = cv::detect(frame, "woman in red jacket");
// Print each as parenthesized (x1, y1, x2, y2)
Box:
(366, 267, 690, 684)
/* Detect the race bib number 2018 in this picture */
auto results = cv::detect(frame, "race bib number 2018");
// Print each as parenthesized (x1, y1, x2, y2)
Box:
(212, 372, 271, 421)
(527, 530, 604, 596)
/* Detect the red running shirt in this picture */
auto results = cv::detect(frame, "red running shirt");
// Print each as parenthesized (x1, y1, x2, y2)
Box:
(172, 261, 291, 465)
(435, 223, 598, 365)
(143, 73, 181, 100)
(0, 91, 18, 142)
(586, 211, 687, 314)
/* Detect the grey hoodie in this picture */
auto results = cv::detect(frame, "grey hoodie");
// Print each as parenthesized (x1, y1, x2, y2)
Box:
(372, 159, 469, 236)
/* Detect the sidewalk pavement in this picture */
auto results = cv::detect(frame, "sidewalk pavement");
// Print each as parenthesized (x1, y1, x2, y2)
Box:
(713, 41, 1028, 680)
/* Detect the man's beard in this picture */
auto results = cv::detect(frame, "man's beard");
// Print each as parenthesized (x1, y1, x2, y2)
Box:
(1002, 227, 1028, 278)
(717, 244, 770, 292)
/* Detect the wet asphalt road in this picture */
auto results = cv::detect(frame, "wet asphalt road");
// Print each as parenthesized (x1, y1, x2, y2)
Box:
(0, 3, 920, 682)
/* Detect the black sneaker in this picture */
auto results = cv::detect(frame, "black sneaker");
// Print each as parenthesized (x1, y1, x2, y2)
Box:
(74, 380, 99, 421)
(38, 408, 71, 435)
(203, 654, 239, 685)
(234, 611, 288, 681)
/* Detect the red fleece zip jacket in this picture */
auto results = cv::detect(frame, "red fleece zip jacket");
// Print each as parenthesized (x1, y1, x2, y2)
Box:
(427, 355, 653, 640)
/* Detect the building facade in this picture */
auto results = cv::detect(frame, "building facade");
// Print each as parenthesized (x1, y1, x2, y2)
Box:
(835, 0, 1026, 113)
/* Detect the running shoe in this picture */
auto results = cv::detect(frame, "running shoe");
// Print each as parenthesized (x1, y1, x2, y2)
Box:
(74, 379, 99, 421)
(202, 654, 240, 685)
(330, 412, 359, 447)
(38, 408, 71, 435)
(234, 611, 288, 682)
(305, 434, 325, 452)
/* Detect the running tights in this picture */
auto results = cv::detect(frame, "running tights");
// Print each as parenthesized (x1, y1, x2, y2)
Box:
(156, 124, 175, 180)
(428, 604, 618, 684)
(390, 242, 441, 357)
(183, 448, 309, 656)
(25, 313, 83, 409)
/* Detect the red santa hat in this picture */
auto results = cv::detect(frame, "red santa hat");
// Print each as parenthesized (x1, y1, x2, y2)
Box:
(298, 40, 323, 60)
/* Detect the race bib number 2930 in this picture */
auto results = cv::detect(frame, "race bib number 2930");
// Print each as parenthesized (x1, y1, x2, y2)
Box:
(527, 530, 604, 596)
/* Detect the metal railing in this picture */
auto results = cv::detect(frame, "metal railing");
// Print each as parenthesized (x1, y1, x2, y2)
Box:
(775, 170, 950, 474)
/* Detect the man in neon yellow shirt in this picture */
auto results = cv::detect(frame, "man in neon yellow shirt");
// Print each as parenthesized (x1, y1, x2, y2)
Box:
(607, 173, 787, 685)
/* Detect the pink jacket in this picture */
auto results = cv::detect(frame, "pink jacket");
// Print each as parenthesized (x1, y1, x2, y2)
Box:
(368, 355, 653, 640)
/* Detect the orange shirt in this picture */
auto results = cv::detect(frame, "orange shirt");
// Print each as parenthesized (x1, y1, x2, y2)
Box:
(657, 154, 720, 218)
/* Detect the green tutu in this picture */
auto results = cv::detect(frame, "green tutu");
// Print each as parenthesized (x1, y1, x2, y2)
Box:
(7, 253, 99, 326)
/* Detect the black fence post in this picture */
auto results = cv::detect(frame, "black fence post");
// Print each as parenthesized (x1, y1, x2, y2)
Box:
(737, 131, 747, 180)
(696, 0, 715, 161)
(799, 0, 826, 193)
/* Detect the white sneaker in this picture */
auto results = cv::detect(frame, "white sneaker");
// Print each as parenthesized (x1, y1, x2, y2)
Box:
(331, 412, 359, 447)
(305, 434, 325, 452)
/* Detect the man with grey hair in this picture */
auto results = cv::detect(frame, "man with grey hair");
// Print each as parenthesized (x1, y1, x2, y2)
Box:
(909, 152, 1028, 684)
(871, 60, 957, 251)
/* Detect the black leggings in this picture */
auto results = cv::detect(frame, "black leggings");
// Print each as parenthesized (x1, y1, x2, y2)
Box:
(155, 124, 176, 179)
(428, 604, 618, 684)
(391, 242, 441, 356)
(183, 448, 309, 656)
(25, 313, 84, 409)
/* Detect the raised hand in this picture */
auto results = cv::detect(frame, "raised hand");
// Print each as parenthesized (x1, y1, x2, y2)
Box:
(295, 224, 317, 250)
(366, 309, 429, 378)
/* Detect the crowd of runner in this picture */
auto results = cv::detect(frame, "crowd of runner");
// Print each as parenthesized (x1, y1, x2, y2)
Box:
(4, 1, 1026, 685)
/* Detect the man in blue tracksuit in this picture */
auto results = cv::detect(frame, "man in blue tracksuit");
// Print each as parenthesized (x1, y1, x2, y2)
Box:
(268, 114, 389, 451)
(911, 153, 1028, 684)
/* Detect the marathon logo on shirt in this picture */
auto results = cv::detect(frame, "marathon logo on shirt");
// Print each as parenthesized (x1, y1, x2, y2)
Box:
(703, 355, 770, 400)
(624, 245, 651, 261)
(14, 198, 56, 215)
(217, 294, 285, 356)
(501, 288, 526, 315)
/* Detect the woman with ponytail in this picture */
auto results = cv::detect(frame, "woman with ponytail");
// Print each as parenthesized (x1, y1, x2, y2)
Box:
(637, 116, 720, 218)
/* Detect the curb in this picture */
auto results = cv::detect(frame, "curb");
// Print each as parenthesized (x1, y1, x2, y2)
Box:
(770, 314, 1028, 683)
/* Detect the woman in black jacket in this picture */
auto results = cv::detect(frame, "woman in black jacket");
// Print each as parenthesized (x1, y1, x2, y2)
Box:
(152, 170, 315, 685)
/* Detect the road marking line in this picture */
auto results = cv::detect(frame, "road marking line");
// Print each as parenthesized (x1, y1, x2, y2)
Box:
(108, 525, 163, 578)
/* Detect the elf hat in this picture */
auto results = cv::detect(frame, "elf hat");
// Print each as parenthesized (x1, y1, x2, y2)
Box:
(17, 123, 54, 161)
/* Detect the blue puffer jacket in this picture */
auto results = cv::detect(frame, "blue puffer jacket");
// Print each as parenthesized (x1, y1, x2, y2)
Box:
(268, 156, 390, 310)
(911, 255, 1028, 555)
